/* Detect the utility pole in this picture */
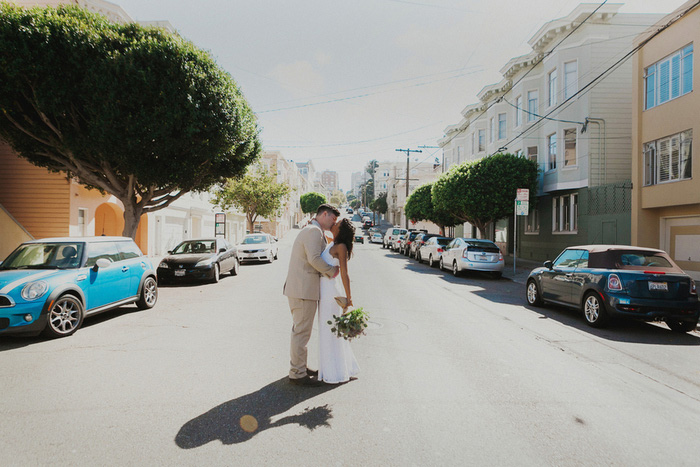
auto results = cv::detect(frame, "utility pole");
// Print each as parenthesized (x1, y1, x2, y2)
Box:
(395, 148, 422, 229)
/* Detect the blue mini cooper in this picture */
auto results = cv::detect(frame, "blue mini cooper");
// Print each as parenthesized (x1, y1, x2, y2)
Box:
(0, 237, 158, 338)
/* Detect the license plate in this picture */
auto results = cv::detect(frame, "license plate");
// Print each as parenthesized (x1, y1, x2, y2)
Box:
(174, 270, 185, 277)
(648, 281, 668, 291)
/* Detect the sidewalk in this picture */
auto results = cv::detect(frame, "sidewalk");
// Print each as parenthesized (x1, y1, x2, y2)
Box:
(502, 255, 541, 285)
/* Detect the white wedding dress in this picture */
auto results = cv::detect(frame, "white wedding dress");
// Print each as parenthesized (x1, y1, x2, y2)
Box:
(318, 242, 360, 384)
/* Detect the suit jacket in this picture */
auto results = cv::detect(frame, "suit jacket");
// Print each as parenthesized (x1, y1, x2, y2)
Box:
(283, 221, 336, 300)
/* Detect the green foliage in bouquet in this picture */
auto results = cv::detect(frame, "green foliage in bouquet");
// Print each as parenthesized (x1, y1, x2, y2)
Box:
(328, 307, 369, 341)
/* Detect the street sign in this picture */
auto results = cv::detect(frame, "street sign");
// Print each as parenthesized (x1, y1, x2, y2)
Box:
(516, 200, 529, 216)
(516, 188, 529, 201)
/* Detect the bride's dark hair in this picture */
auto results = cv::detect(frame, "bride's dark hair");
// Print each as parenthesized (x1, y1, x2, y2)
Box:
(334, 218, 355, 258)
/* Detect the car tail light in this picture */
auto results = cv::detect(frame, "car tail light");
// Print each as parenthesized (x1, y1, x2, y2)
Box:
(691, 279, 697, 296)
(644, 271, 666, 275)
(607, 274, 622, 291)
(437, 248, 443, 253)
(498, 252, 504, 262)
(462, 249, 468, 258)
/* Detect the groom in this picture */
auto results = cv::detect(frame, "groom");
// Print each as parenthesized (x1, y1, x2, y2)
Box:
(284, 204, 340, 386)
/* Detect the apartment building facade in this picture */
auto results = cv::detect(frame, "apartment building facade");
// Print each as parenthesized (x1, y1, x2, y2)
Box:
(631, 0, 700, 280)
(440, 3, 662, 261)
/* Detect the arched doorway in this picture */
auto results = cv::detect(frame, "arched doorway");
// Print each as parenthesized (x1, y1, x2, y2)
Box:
(94, 202, 124, 237)
(94, 202, 149, 254)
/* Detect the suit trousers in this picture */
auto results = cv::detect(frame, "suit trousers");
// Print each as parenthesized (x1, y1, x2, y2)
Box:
(288, 297, 318, 379)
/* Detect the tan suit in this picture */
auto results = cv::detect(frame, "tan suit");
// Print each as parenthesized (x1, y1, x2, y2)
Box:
(284, 221, 336, 379)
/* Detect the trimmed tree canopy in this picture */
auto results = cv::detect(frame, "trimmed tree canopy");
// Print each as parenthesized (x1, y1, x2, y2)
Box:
(405, 183, 459, 234)
(211, 163, 291, 234)
(0, 4, 261, 237)
(432, 153, 538, 238)
(299, 192, 326, 214)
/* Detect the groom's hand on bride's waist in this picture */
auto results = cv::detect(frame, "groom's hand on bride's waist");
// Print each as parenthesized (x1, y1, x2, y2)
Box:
(331, 266, 340, 278)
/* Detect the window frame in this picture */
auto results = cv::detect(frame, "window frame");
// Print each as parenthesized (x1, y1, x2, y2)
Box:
(514, 95, 522, 127)
(527, 90, 538, 122)
(644, 129, 693, 186)
(645, 43, 693, 110)
(547, 68, 558, 107)
(564, 128, 577, 168)
(563, 60, 578, 100)
(552, 193, 578, 234)
(497, 113, 507, 140)
(547, 132, 557, 172)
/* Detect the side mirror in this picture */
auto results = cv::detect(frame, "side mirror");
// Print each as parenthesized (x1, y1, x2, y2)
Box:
(219, 248, 226, 253)
(544, 260, 553, 269)
(93, 258, 111, 272)
(167, 250, 173, 255)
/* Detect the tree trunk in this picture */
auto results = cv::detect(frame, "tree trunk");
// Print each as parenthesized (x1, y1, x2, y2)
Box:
(247, 212, 256, 234)
(121, 201, 143, 239)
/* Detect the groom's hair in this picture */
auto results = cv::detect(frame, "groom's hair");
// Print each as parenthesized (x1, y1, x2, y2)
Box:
(316, 204, 340, 217)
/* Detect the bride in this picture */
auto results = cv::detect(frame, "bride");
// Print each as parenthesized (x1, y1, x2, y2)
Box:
(318, 217, 360, 384)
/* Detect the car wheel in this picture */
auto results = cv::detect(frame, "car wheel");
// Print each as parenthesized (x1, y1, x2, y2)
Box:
(416, 251, 422, 263)
(43, 294, 84, 338)
(439, 257, 444, 270)
(268, 253, 274, 263)
(583, 291, 608, 328)
(230, 258, 240, 276)
(452, 261, 460, 277)
(666, 319, 697, 333)
(274, 251, 278, 260)
(526, 280, 543, 307)
(136, 276, 158, 310)
(429, 254, 435, 268)
(212, 263, 220, 283)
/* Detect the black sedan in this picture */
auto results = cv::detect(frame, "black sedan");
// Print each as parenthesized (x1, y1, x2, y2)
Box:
(526, 245, 699, 332)
(157, 238, 239, 284)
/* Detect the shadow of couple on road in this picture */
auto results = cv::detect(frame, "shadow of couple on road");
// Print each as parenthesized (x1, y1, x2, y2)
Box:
(175, 377, 338, 448)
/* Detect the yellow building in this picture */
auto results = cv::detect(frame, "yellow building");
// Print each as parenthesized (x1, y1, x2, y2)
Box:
(631, 0, 700, 279)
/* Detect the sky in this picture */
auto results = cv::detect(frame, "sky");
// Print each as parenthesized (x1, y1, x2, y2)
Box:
(114, 0, 687, 191)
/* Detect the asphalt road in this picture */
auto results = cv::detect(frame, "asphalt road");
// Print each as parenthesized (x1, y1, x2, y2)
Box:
(2, 228, 700, 466)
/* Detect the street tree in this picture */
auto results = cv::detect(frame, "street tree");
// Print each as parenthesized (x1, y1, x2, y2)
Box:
(432, 153, 538, 238)
(350, 199, 361, 210)
(0, 4, 260, 238)
(369, 191, 388, 224)
(360, 178, 374, 207)
(300, 192, 327, 214)
(211, 163, 291, 234)
(329, 190, 346, 207)
(404, 183, 459, 235)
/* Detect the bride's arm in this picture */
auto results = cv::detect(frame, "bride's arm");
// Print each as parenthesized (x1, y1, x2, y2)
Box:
(337, 244, 352, 308)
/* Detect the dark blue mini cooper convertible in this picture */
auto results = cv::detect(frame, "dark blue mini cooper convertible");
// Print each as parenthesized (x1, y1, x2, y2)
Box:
(526, 245, 698, 332)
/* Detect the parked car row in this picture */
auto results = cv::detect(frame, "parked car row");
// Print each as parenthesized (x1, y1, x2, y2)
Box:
(380, 227, 505, 279)
(0, 232, 280, 339)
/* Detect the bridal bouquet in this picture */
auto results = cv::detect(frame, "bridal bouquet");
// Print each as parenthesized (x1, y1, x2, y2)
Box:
(328, 307, 369, 341)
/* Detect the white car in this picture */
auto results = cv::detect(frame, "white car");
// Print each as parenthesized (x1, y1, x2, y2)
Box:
(418, 236, 453, 267)
(383, 227, 407, 249)
(370, 232, 383, 244)
(237, 233, 278, 263)
(439, 238, 504, 278)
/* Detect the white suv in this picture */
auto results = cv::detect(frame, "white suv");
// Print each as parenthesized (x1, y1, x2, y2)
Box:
(383, 228, 407, 249)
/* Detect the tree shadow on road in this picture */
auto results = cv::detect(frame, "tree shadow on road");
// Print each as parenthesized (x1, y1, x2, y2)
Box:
(175, 377, 338, 448)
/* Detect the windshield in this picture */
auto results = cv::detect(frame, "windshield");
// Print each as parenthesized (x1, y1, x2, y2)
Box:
(466, 241, 500, 253)
(1, 243, 84, 270)
(242, 235, 269, 245)
(172, 240, 216, 254)
(436, 238, 452, 246)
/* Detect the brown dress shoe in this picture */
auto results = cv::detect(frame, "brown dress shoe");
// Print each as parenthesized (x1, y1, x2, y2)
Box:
(289, 375, 322, 387)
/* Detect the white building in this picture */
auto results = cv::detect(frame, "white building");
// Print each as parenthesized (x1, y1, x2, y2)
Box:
(439, 3, 662, 259)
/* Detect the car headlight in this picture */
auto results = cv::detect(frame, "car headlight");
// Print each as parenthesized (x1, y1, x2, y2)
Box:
(21, 281, 49, 300)
(158, 261, 169, 269)
(195, 258, 215, 267)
